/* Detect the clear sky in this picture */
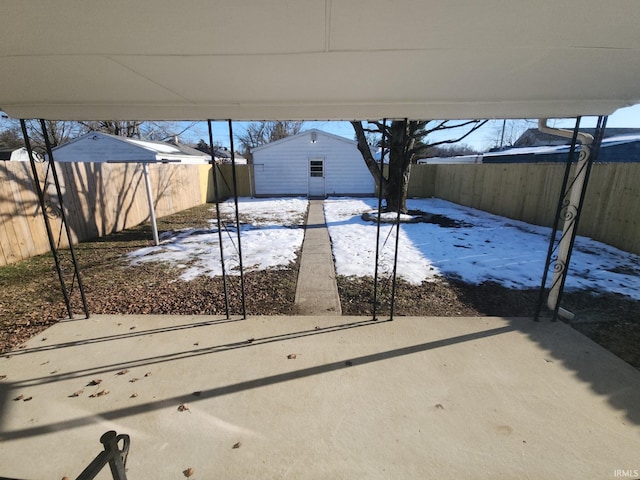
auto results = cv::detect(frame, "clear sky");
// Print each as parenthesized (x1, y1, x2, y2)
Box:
(194, 103, 640, 153)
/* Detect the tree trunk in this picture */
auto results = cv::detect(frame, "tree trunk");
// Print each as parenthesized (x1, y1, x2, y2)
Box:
(385, 120, 412, 213)
(351, 121, 387, 194)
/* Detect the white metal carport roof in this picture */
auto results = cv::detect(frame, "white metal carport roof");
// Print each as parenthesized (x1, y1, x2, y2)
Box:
(2, 0, 640, 121)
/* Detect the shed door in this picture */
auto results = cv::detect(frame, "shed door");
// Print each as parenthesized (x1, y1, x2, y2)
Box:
(308, 158, 325, 197)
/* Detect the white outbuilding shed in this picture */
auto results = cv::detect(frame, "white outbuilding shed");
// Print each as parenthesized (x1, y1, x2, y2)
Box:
(252, 129, 374, 197)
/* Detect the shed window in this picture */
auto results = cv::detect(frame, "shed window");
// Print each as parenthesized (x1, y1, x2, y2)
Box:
(310, 160, 324, 177)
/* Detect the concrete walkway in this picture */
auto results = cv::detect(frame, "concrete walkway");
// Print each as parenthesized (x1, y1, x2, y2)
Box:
(294, 199, 342, 315)
(1, 314, 640, 479)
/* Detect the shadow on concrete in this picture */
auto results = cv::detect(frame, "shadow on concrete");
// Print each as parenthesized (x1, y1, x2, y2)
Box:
(0, 319, 515, 441)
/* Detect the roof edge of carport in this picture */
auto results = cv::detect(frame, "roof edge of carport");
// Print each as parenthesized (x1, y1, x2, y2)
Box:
(2, 98, 636, 122)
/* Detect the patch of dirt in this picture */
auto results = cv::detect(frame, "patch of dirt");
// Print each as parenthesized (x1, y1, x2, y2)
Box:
(362, 209, 470, 227)
(0, 204, 299, 354)
(1, 202, 638, 371)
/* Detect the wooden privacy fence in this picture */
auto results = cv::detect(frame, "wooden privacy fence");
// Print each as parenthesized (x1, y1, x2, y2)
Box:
(0, 160, 209, 266)
(3, 160, 638, 266)
(205, 162, 640, 255)
(410, 163, 640, 256)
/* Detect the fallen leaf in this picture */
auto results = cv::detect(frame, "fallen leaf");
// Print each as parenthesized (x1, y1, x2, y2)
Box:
(13, 394, 24, 401)
(178, 403, 190, 412)
(50, 370, 58, 374)
(62, 477, 70, 480)
(345, 360, 353, 366)
(144, 372, 152, 377)
(0, 375, 7, 380)
(129, 377, 139, 383)
(130, 326, 136, 330)
(89, 390, 109, 398)
(192, 391, 202, 397)
(246, 338, 255, 344)
(183, 467, 195, 478)
(23, 396, 33, 401)
(287, 354, 296, 359)
(41, 337, 47, 341)
(116, 369, 129, 375)
(193, 342, 199, 346)
(69, 390, 84, 398)
(435, 403, 445, 410)
(232, 442, 241, 449)
(130, 393, 138, 398)
(87, 379, 102, 386)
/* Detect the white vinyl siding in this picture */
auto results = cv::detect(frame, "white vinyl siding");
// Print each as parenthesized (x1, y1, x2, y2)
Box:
(252, 130, 374, 197)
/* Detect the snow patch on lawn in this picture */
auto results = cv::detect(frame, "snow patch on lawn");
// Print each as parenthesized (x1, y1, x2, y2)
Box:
(126, 196, 639, 301)
(325, 197, 640, 300)
(127, 198, 307, 280)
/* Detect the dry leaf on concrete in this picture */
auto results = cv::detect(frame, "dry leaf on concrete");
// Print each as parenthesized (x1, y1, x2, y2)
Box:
(89, 390, 109, 398)
(183, 467, 195, 478)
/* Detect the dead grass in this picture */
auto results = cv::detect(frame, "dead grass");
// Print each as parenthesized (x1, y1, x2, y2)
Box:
(1, 203, 638, 370)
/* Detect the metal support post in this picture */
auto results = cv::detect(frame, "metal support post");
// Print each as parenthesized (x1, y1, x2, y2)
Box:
(535, 116, 607, 321)
(20, 120, 74, 318)
(372, 119, 387, 320)
(38, 119, 90, 319)
(389, 119, 408, 320)
(142, 163, 160, 246)
(228, 120, 247, 319)
(207, 120, 230, 318)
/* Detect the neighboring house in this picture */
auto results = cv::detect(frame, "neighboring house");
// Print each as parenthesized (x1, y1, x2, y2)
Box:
(482, 133, 640, 163)
(513, 128, 640, 147)
(251, 129, 374, 197)
(425, 132, 640, 165)
(212, 147, 247, 165)
(50, 132, 211, 164)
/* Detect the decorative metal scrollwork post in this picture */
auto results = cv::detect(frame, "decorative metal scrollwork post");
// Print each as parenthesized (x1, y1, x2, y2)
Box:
(535, 116, 607, 321)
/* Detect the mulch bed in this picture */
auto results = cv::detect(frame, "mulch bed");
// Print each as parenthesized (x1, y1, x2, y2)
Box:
(1, 203, 638, 370)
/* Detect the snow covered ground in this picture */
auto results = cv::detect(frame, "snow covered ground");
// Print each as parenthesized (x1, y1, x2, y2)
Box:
(127, 197, 640, 301)
(127, 198, 308, 281)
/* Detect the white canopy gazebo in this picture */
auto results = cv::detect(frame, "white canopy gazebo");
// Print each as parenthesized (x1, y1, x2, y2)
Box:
(1, 1, 640, 121)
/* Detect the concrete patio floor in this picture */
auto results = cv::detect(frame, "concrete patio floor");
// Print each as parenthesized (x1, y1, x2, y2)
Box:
(1, 314, 639, 479)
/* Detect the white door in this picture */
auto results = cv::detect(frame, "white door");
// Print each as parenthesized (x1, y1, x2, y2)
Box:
(308, 158, 325, 197)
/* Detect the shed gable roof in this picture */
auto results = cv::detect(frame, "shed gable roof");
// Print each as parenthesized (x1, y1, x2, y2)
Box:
(252, 129, 356, 153)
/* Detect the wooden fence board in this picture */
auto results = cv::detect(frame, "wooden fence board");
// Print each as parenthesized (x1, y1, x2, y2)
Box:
(409, 163, 640, 255)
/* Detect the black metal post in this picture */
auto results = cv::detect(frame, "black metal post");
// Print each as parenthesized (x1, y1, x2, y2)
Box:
(20, 120, 74, 318)
(38, 119, 90, 318)
(551, 115, 607, 321)
(389, 119, 408, 320)
(534, 117, 581, 321)
(207, 120, 230, 319)
(228, 120, 247, 319)
(372, 119, 387, 320)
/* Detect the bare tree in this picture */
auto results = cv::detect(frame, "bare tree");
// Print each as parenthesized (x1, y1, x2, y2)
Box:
(489, 119, 537, 149)
(352, 119, 488, 213)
